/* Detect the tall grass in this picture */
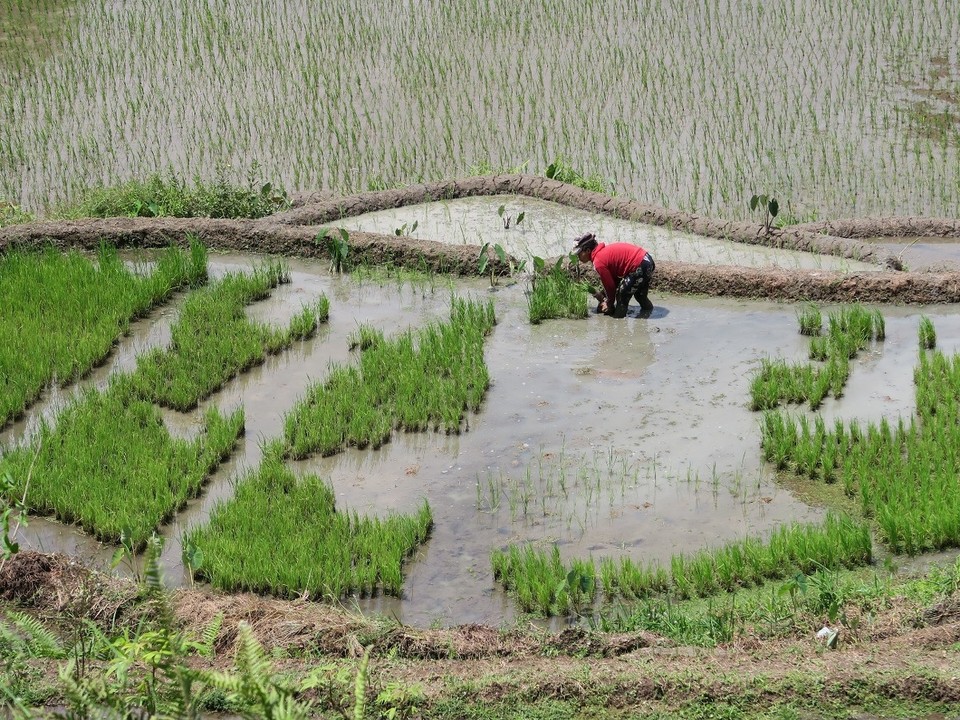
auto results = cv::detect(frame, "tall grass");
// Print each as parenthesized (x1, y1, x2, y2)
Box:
(186, 446, 432, 599)
(284, 297, 496, 458)
(59, 168, 290, 219)
(0, 376, 243, 548)
(132, 261, 329, 410)
(0, 240, 207, 428)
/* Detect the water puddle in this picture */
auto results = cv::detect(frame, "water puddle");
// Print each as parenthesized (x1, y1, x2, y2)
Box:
(335, 196, 880, 271)
(862, 236, 960, 271)
(6, 250, 960, 626)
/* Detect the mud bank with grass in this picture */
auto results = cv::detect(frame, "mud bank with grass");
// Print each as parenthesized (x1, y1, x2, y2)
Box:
(3, 551, 960, 719)
(4, 176, 960, 303)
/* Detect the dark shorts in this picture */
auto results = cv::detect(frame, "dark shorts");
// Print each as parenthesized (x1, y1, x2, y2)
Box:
(612, 254, 655, 318)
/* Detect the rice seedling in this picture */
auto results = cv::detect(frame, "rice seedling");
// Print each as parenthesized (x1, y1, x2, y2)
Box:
(492, 514, 870, 615)
(187, 447, 432, 599)
(750, 305, 883, 411)
(758, 311, 960, 555)
(491, 544, 596, 616)
(347, 324, 384, 352)
(130, 261, 329, 410)
(284, 297, 495, 458)
(527, 268, 589, 324)
(919, 315, 936, 349)
(3, 2, 957, 221)
(796, 304, 822, 336)
(0, 239, 207, 429)
(0, 376, 243, 549)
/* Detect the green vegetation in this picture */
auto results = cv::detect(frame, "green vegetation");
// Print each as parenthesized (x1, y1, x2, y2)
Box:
(0, 377, 242, 548)
(750, 305, 883, 410)
(187, 446, 433, 598)
(492, 514, 869, 616)
(0, 197, 33, 227)
(761, 314, 960, 554)
(285, 297, 496, 458)
(60, 168, 290, 219)
(0, 251, 332, 548)
(528, 266, 588, 324)
(919, 314, 936, 348)
(795, 303, 821, 336)
(0, 241, 207, 429)
(131, 261, 329, 410)
(545, 158, 611, 194)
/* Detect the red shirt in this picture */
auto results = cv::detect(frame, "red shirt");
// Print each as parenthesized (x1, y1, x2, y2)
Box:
(590, 242, 648, 303)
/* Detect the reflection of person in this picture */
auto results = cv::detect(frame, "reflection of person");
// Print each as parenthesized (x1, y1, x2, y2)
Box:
(573, 233, 655, 318)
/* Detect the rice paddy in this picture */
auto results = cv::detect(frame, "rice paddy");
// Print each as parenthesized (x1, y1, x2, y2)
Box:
(2, 0, 960, 629)
(0, 240, 206, 428)
(185, 445, 433, 599)
(2, 1, 957, 221)
(283, 297, 495, 458)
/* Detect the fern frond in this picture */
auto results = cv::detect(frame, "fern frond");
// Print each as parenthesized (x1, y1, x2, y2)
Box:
(234, 623, 273, 687)
(197, 612, 224, 658)
(8, 611, 65, 658)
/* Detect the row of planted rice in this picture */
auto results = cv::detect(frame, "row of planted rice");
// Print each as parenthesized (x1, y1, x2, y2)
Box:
(1, 0, 957, 220)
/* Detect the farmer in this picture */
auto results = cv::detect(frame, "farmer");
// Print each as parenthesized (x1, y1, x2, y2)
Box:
(573, 233, 655, 318)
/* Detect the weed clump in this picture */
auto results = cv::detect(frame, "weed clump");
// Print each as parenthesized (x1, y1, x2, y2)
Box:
(61, 167, 290, 220)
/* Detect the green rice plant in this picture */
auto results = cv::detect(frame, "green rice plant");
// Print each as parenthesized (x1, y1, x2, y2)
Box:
(493, 515, 870, 614)
(59, 166, 290, 219)
(490, 544, 593, 616)
(760, 312, 960, 556)
(131, 262, 328, 410)
(347, 324, 384, 352)
(0, 377, 243, 548)
(919, 315, 937, 349)
(0, 240, 207, 428)
(796, 304, 822, 336)
(186, 449, 432, 599)
(285, 297, 495, 458)
(527, 268, 589, 324)
(751, 305, 884, 411)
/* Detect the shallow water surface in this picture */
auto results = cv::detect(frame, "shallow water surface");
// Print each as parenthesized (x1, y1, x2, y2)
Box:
(336, 196, 880, 272)
(6, 252, 960, 626)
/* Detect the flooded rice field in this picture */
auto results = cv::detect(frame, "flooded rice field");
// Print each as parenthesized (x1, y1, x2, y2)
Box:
(6, 206, 960, 627)
(336, 196, 881, 271)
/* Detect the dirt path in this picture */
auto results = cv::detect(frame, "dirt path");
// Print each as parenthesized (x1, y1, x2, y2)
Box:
(3, 175, 960, 304)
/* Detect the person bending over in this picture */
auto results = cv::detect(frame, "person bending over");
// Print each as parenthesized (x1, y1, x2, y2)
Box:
(573, 233, 655, 318)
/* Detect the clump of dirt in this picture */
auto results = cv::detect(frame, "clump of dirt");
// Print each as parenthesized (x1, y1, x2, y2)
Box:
(0, 551, 137, 624)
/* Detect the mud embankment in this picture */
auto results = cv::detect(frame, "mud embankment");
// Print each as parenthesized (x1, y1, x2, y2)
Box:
(3, 174, 960, 303)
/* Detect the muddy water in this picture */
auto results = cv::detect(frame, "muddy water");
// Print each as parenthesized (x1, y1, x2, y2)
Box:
(6, 251, 960, 626)
(862, 236, 960, 271)
(335, 196, 880, 271)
